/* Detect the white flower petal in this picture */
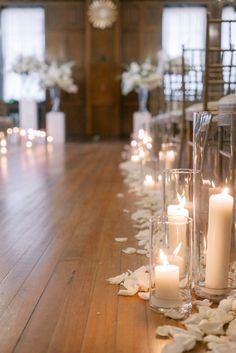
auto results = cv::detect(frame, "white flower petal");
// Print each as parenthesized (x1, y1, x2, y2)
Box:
(107, 272, 129, 284)
(156, 325, 187, 337)
(122, 247, 136, 254)
(115, 237, 128, 242)
(138, 292, 150, 300)
(164, 310, 185, 320)
(198, 319, 225, 335)
(136, 249, 148, 255)
(118, 285, 139, 296)
(226, 318, 236, 340)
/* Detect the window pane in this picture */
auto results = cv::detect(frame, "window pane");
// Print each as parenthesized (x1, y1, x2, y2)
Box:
(221, 6, 236, 94)
(162, 7, 207, 59)
(2, 8, 45, 102)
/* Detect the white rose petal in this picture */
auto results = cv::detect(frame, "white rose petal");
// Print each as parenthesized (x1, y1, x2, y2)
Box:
(115, 237, 128, 242)
(122, 247, 136, 254)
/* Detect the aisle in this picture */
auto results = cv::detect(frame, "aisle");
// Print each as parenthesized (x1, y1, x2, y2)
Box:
(0, 142, 173, 353)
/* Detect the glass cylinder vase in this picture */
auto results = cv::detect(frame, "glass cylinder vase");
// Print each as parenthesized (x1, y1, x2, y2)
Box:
(149, 215, 192, 316)
(162, 168, 199, 221)
(49, 87, 61, 112)
(193, 111, 236, 301)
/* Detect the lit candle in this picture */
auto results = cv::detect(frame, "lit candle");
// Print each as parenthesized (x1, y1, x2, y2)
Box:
(143, 174, 155, 189)
(205, 188, 234, 289)
(25, 140, 33, 149)
(47, 136, 54, 143)
(131, 154, 140, 163)
(168, 243, 185, 275)
(167, 194, 189, 217)
(167, 195, 189, 256)
(155, 249, 179, 300)
(159, 150, 176, 170)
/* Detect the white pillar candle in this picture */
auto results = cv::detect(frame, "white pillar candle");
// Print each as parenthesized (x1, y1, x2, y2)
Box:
(167, 199, 188, 257)
(155, 249, 179, 300)
(167, 204, 189, 217)
(205, 189, 234, 289)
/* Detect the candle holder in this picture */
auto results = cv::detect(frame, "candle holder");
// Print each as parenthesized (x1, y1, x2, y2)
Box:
(193, 112, 236, 301)
(158, 142, 178, 171)
(162, 169, 199, 220)
(149, 215, 192, 316)
(141, 155, 160, 192)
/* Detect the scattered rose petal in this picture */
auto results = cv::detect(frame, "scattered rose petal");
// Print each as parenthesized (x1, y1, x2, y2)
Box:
(198, 320, 225, 335)
(118, 286, 139, 296)
(164, 310, 185, 320)
(193, 299, 212, 307)
(122, 247, 136, 254)
(162, 334, 197, 353)
(116, 193, 124, 198)
(107, 272, 129, 284)
(156, 325, 187, 337)
(138, 292, 150, 300)
(115, 237, 128, 242)
(226, 318, 236, 340)
(136, 249, 148, 255)
(184, 324, 203, 340)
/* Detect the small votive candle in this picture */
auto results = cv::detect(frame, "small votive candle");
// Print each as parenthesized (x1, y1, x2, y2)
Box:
(155, 250, 179, 300)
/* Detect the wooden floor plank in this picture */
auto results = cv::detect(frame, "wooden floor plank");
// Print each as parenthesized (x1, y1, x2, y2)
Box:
(0, 142, 204, 353)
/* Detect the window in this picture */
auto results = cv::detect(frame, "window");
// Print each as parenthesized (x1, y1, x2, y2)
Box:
(162, 6, 207, 60)
(162, 7, 207, 105)
(1, 8, 45, 102)
(221, 6, 236, 94)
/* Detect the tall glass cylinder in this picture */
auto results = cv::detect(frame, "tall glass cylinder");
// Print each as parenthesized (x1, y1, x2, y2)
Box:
(193, 111, 235, 301)
(149, 215, 192, 316)
(162, 169, 198, 221)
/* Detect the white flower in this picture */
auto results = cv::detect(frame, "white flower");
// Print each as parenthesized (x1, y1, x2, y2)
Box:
(11, 55, 43, 75)
(39, 60, 78, 94)
(121, 59, 163, 95)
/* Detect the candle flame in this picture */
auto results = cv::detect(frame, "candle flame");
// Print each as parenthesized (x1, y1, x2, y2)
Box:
(173, 243, 182, 257)
(160, 249, 169, 266)
(202, 179, 211, 186)
(222, 187, 229, 195)
(166, 150, 175, 159)
(139, 149, 145, 159)
(177, 193, 186, 208)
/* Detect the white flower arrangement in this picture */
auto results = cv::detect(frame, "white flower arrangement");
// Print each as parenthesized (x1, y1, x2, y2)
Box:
(121, 60, 163, 95)
(39, 61, 78, 94)
(11, 55, 43, 76)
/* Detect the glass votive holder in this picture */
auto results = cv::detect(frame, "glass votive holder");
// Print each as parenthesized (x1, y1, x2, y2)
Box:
(149, 215, 192, 315)
(162, 169, 199, 220)
(141, 155, 160, 192)
(193, 111, 236, 301)
(158, 142, 178, 171)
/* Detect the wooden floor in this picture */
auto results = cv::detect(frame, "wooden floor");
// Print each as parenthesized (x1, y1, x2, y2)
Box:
(0, 142, 204, 353)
